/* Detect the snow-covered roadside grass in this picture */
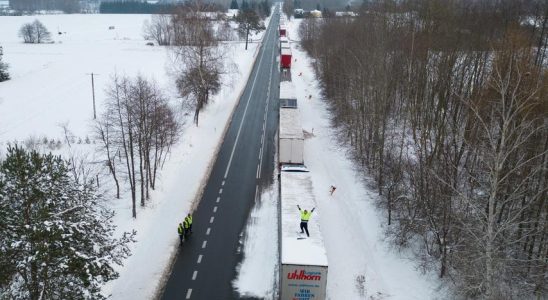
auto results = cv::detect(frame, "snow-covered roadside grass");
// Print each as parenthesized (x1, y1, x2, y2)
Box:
(233, 178, 279, 299)
(0, 13, 270, 299)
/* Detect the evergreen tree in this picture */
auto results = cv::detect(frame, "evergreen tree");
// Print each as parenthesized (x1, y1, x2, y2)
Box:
(0, 145, 135, 299)
(0, 46, 9, 82)
(241, 0, 249, 10)
(235, 9, 265, 50)
(230, 0, 239, 9)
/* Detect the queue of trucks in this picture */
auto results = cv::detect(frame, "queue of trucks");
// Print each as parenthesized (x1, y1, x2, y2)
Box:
(279, 19, 292, 69)
(277, 13, 329, 300)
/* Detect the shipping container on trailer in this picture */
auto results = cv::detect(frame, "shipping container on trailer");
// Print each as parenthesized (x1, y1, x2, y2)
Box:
(279, 168, 328, 300)
(279, 108, 304, 164)
(281, 48, 292, 69)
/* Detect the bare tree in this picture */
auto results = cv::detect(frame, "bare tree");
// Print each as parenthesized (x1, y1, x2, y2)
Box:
(454, 32, 548, 298)
(18, 23, 35, 43)
(143, 14, 173, 46)
(99, 74, 180, 218)
(172, 3, 225, 125)
(217, 19, 236, 41)
(94, 117, 121, 199)
(18, 19, 51, 44)
(33, 20, 51, 43)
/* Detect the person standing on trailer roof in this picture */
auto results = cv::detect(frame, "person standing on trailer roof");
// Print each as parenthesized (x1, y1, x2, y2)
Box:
(297, 205, 315, 237)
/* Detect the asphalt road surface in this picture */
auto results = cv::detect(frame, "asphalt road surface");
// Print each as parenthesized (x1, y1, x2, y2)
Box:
(160, 9, 281, 300)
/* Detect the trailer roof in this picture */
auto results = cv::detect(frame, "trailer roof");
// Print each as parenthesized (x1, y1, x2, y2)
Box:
(281, 48, 292, 55)
(280, 81, 296, 100)
(279, 108, 304, 139)
(280, 171, 328, 266)
(280, 36, 289, 42)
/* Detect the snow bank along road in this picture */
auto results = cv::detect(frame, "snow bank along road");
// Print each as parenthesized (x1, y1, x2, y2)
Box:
(160, 9, 281, 300)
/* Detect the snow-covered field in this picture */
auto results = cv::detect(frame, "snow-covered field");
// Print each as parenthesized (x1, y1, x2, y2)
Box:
(233, 18, 442, 299)
(0, 14, 172, 141)
(0, 13, 266, 299)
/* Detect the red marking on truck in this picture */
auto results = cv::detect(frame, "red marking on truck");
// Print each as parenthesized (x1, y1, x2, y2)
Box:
(287, 270, 321, 281)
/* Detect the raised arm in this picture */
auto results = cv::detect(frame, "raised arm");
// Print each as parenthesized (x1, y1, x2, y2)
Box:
(311, 207, 315, 213)
(297, 205, 301, 211)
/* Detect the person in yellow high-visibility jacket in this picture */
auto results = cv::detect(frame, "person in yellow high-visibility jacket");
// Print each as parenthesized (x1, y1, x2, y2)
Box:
(177, 223, 184, 245)
(184, 213, 193, 234)
(297, 205, 315, 237)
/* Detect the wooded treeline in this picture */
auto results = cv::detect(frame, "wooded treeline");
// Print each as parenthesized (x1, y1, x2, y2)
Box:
(9, 0, 80, 13)
(299, 0, 547, 298)
(99, 1, 179, 14)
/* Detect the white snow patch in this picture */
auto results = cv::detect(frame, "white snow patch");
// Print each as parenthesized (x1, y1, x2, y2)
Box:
(233, 182, 279, 299)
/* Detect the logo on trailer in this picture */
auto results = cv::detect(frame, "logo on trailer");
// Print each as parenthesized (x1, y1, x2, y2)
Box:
(287, 270, 321, 281)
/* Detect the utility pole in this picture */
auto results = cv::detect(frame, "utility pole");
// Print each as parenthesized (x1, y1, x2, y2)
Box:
(87, 73, 99, 119)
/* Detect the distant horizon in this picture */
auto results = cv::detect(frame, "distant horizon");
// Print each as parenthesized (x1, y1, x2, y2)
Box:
(3, 0, 355, 12)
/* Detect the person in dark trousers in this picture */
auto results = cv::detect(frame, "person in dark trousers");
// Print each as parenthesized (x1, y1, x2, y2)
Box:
(183, 217, 191, 239)
(297, 205, 315, 237)
(184, 213, 193, 234)
(177, 223, 185, 245)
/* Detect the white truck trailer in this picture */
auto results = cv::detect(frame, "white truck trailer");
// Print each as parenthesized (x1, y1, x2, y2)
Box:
(280, 81, 297, 108)
(279, 108, 304, 165)
(280, 36, 290, 52)
(279, 168, 328, 300)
